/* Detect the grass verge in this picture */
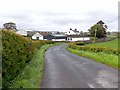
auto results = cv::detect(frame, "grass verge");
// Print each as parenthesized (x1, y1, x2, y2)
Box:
(10, 44, 59, 88)
(67, 48, 119, 69)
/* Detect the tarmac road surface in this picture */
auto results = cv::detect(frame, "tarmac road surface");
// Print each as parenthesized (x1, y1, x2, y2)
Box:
(41, 44, 118, 88)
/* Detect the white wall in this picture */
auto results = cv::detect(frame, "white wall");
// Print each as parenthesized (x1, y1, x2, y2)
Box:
(52, 39, 66, 41)
(32, 36, 43, 40)
(32, 32, 43, 40)
(67, 37, 90, 42)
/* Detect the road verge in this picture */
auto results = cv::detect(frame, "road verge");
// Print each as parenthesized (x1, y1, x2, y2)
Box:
(67, 47, 119, 69)
(10, 43, 62, 88)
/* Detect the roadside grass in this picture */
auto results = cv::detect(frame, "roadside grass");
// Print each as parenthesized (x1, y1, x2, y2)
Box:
(67, 48, 119, 69)
(86, 38, 119, 49)
(10, 43, 59, 88)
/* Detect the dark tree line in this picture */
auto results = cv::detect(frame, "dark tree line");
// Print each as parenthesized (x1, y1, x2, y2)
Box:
(3, 22, 17, 31)
(88, 20, 108, 38)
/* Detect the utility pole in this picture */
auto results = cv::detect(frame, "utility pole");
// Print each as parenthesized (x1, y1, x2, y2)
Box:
(94, 29, 97, 43)
(83, 33, 84, 42)
(93, 29, 97, 43)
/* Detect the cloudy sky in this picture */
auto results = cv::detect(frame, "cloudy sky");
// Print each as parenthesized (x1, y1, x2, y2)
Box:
(0, 0, 119, 32)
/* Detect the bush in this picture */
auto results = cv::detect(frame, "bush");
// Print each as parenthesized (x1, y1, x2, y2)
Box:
(1, 30, 55, 87)
(68, 43, 120, 55)
(75, 42, 85, 46)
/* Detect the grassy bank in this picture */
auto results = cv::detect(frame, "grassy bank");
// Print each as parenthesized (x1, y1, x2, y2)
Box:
(67, 48, 119, 69)
(10, 44, 57, 88)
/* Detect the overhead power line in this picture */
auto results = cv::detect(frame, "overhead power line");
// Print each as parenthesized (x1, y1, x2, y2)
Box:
(106, 16, 120, 24)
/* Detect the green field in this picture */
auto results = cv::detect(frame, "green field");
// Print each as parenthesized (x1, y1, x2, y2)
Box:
(86, 38, 119, 49)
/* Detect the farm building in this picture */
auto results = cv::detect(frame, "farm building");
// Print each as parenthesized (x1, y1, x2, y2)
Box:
(67, 35, 90, 42)
(31, 31, 67, 41)
(66, 29, 80, 35)
(32, 32, 44, 40)
(52, 34, 67, 41)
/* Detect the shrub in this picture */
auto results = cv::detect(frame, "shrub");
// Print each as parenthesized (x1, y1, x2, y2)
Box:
(68, 43, 120, 55)
(1, 30, 55, 87)
(75, 42, 85, 46)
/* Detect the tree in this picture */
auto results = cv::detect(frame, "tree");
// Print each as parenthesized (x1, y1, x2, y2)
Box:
(80, 31, 84, 36)
(84, 32, 88, 37)
(97, 20, 105, 24)
(88, 20, 107, 38)
(117, 32, 120, 38)
(107, 31, 111, 35)
(3, 22, 17, 31)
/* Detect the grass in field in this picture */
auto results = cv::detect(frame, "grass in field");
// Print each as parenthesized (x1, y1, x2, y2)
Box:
(10, 44, 55, 88)
(67, 48, 119, 69)
(86, 38, 119, 49)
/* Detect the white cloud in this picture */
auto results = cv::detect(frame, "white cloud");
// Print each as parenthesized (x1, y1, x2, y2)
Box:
(0, 0, 119, 31)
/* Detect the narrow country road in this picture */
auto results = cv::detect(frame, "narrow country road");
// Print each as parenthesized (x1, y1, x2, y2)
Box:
(41, 44, 118, 88)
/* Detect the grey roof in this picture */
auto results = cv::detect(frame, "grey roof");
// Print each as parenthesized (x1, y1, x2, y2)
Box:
(52, 34, 67, 37)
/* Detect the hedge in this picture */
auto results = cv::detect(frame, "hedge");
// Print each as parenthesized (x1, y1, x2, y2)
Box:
(74, 42, 85, 46)
(68, 43, 120, 55)
(1, 30, 54, 87)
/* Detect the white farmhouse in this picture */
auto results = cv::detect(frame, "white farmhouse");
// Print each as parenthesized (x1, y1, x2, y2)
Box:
(66, 29, 80, 35)
(32, 32, 44, 40)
